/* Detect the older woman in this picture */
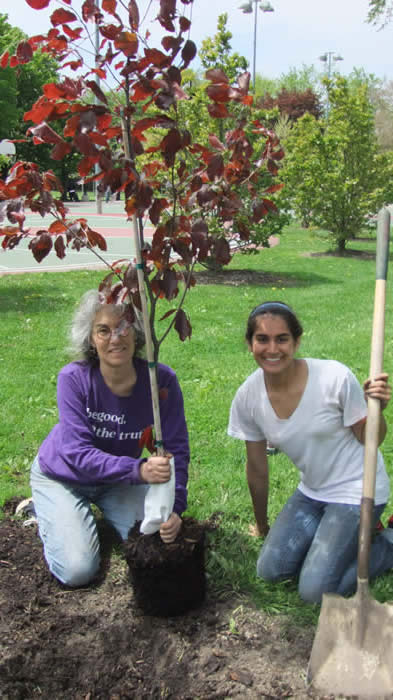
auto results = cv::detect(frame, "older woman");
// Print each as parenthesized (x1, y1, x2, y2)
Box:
(30, 290, 189, 587)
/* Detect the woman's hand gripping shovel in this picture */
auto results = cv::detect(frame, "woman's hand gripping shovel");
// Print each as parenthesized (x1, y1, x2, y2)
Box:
(307, 208, 393, 698)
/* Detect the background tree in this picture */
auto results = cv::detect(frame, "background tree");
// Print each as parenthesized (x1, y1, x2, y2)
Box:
(366, 77, 393, 152)
(0, 14, 21, 140)
(281, 76, 392, 252)
(367, 0, 393, 24)
(199, 13, 248, 85)
(0, 13, 61, 173)
(257, 88, 323, 121)
(254, 64, 321, 100)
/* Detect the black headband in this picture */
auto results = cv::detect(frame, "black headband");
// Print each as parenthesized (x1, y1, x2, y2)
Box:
(250, 302, 291, 317)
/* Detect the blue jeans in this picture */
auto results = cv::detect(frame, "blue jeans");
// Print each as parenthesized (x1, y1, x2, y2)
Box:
(257, 489, 393, 603)
(30, 456, 148, 587)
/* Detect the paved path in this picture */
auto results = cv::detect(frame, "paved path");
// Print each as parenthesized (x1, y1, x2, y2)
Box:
(0, 200, 152, 276)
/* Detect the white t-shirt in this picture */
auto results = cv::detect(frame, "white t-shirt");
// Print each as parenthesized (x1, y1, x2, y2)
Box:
(228, 358, 390, 505)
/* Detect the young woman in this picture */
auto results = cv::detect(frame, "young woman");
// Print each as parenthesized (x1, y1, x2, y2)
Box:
(30, 290, 189, 587)
(228, 301, 393, 603)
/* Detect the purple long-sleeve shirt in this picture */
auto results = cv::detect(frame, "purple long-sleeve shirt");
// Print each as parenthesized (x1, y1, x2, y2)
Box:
(38, 357, 189, 515)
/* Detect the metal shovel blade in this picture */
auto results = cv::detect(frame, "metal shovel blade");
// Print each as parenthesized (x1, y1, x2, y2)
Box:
(308, 581, 393, 697)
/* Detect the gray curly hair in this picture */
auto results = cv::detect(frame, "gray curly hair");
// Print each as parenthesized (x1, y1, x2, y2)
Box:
(69, 289, 145, 363)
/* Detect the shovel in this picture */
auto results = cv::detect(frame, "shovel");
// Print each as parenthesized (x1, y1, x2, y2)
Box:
(307, 207, 393, 698)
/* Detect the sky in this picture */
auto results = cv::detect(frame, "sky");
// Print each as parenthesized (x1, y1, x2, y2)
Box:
(2, 0, 393, 83)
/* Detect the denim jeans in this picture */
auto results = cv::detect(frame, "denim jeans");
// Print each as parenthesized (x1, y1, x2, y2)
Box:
(30, 456, 148, 587)
(257, 488, 393, 603)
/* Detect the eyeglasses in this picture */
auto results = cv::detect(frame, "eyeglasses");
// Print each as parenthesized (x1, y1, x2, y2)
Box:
(94, 319, 132, 341)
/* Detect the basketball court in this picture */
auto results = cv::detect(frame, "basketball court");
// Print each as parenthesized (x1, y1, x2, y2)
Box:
(0, 199, 153, 276)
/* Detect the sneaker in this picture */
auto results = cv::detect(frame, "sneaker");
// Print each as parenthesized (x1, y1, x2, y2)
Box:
(15, 498, 37, 527)
(266, 443, 279, 456)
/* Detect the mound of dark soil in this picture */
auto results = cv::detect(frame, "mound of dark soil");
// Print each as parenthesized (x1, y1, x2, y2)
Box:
(125, 519, 206, 617)
(0, 501, 322, 699)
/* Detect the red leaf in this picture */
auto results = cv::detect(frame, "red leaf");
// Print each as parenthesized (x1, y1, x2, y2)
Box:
(102, 0, 117, 13)
(181, 40, 197, 67)
(237, 71, 251, 93)
(206, 84, 230, 103)
(63, 26, 83, 41)
(91, 67, 106, 79)
(252, 201, 269, 221)
(128, 0, 140, 30)
(51, 141, 72, 160)
(85, 80, 108, 105)
(149, 198, 168, 226)
(78, 157, 96, 177)
(26, 0, 50, 7)
(160, 269, 178, 300)
(0, 51, 9, 68)
(43, 82, 66, 99)
(74, 133, 98, 156)
(179, 16, 191, 32)
(28, 233, 53, 263)
(207, 103, 229, 119)
(242, 95, 253, 106)
(16, 42, 33, 64)
(264, 183, 284, 194)
(100, 24, 120, 40)
(29, 123, 63, 145)
(86, 228, 107, 250)
(125, 196, 137, 218)
(139, 425, 155, 453)
(207, 154, 224, 181)
(262, 198, 278, 213)
(213, 238, 231, 265)
(160, 128, 183, 167)
(123, 263, 138, 291)
(174, 309, 192, 342)
(162, 35, 181, 52)
(208, 135, 225, 151)
(50, 8, 77, 25)
(49, 220, 67, 234)
(82, 0, 98, 22)
(89, 132, 110, 147)
(144, 48, 169, 67)
(205, 69, 229, 84)
(54, 235, 66, 259)
(158, 308, 176, 321)
(114, 31, 138, 57)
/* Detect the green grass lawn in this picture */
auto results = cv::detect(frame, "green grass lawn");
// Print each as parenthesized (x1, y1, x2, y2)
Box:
(1, 221, 393, 626)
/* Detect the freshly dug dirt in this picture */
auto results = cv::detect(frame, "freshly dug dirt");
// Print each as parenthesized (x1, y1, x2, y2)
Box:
(124, 519, 206, 617)
(0, 500, 327, 700)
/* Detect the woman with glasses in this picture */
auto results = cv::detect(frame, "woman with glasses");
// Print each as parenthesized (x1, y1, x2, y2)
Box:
(228, 301, 393, 603)
(30, 290, 189, 587)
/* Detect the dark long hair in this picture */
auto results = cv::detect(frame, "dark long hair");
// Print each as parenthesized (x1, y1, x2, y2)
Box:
(245, 301, 303, 343)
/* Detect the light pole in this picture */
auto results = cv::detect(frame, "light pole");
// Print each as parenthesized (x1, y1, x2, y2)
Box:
(239, 1, 274, 94)
(318, 52, 343, 116)
(318, 51, 343, 79)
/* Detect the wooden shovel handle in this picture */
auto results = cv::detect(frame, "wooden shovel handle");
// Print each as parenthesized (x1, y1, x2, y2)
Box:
(358, 208, 390, 580)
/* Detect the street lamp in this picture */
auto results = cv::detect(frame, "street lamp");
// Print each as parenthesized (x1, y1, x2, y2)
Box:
(239, 1, 274, 94)
(318, 51, 344, 79)
(319, 51, 343, 116)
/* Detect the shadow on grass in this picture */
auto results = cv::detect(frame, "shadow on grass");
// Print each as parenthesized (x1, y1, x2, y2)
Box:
(193, 268, 335, 288)
(0, 280, 77, 315)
